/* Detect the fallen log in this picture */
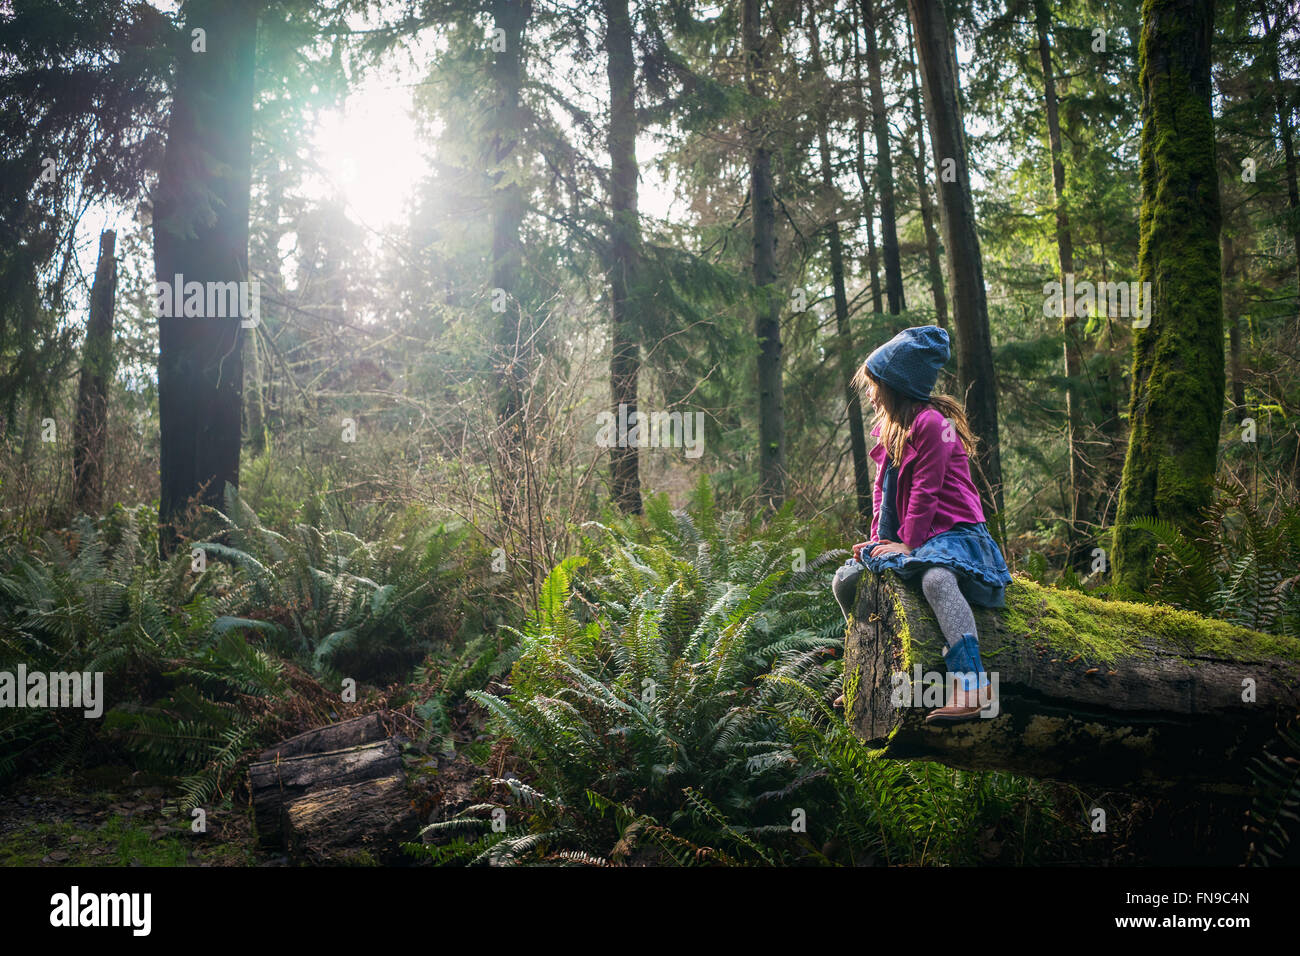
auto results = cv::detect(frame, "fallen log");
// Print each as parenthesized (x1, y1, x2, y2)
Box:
(285, 773, 417, 865)
(257, 713, 388, 762)
(842, 571, 1300, 794)
(249, 739, 404, 848)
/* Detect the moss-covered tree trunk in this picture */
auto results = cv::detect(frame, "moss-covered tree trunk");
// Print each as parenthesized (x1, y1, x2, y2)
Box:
(842, 570, 1300, 793)
(1112, 0, 1223, 591)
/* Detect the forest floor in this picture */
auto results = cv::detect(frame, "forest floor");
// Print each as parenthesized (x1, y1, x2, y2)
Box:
(0, 770, 263, 866)
(0, 695, 500, 867)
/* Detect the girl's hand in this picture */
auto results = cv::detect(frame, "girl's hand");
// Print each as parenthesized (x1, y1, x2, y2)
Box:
(851, 541, 876, 561)
(869, 541, 912, 558)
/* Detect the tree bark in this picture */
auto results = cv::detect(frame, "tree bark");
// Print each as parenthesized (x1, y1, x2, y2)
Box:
(842, 569, 1300, 793)
(605, 0, 643, 515)
(744, 0, 786, 509)
(810, 21, 871, 531)
(1224, 232, 1246, 410)
(73, 230, 116, 515)
(905, 16, 947, 328)
(284, 773, 416, 864)
(906, 0, 1004, 523)
(153, 0, 258, 551)
(1034, 1, 1090, 566)
(861, 0, 905, 314)
(249, 738, 403, 848)
(257, 712, 389, 762)
(1112, 0, 1222, 591)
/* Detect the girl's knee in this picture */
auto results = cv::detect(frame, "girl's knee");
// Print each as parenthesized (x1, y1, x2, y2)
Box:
(832, 562, 862, 610)
(833, 563, 862, 592)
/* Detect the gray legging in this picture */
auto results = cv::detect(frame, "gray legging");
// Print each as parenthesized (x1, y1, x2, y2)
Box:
(832, 562, 976, 648)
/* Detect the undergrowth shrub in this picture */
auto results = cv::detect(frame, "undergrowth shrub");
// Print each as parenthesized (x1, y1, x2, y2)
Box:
(415, 477, 1078, 866)
(0, 488, 486, 812)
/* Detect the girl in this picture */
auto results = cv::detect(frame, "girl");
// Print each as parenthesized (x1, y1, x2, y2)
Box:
(832, 326, 1011, 723)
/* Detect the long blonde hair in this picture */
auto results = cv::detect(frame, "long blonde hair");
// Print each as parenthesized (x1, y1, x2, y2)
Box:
(850, 360, 978, 466)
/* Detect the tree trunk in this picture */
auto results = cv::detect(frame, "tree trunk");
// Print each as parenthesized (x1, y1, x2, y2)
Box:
(743, 0, 786, 509)
(907, 0, 1004, 523)
(905, 16, 947, 328)
(1224, 232, 1246, 410)
(851, 21, 883, 316)
(1096, 316, 1126, 528)
(246, 162, 288, 458)
(153, 0, 258, 551)
(861, 0, 905, 314)
(1265, 1, 1300, 306)
(244, 320, 266, 455)
(73, 230, 116, 515)
(490, 0, 532, 517)
(1112, 0, 1222, 592)
(605, 0, 643, 515)
(842, 570, 1300, 793)
(1034, 1, 1090, 567)
(810, 21, 871, 531)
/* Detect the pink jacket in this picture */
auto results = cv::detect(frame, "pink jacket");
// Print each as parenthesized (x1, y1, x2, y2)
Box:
(870, 406, 986, 550)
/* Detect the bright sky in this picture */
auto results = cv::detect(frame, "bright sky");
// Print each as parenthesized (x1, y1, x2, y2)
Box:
(310, 75, 425, 232)
(308, 45, 680, 237)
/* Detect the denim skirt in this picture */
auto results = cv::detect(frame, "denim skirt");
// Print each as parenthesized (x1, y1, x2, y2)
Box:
(846, 521, 1012, 608)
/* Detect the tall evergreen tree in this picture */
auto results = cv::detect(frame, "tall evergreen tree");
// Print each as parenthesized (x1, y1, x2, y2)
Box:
(72, 230, 117, 515)
(809, 10, 871, 529)
(1113, 0, 1223, 590)
(1033, 0, 1090, 564)
(153, 0, 259, 549)
(861, 0, 905, 314)
(905, 14, 947, 327)
(743, 0, 786, 509)
(908, 0, 1004, 521)
(606, 0, 645, 515)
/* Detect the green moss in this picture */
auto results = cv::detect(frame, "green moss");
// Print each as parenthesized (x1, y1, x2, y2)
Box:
(999, 576, 1300, 665)
(893, 590, 913, 665)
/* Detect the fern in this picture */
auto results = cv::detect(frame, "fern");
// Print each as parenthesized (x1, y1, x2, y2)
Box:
(1246, 717, 1300, 865)
(1126, 484, 1300, 636)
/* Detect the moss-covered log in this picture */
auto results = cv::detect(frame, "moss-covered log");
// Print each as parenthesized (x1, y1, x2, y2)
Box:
(843, 571, 1300, 794)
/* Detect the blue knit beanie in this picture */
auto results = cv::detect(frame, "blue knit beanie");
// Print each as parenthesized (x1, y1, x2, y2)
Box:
(865, 325, 950, 401)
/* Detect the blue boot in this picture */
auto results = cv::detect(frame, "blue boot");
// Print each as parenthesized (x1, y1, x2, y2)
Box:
(925, 633, 993, 723)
